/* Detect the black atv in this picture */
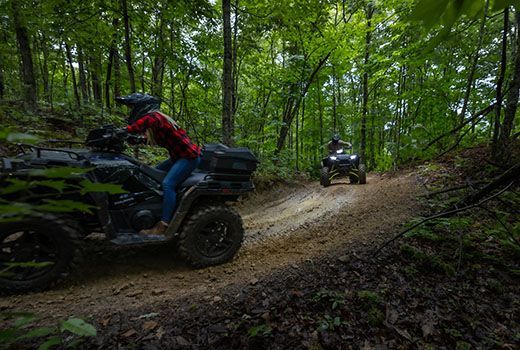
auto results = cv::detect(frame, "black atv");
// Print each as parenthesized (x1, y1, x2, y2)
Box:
(0, 125, 258, 294)
(320, 147, 366, 187)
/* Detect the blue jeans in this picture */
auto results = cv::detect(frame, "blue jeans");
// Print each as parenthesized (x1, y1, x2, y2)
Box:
(156, 157, 201, 222)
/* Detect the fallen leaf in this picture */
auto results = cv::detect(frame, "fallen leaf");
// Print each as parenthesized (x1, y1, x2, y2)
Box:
(176, 335, 190, 346)
(394, 327, 412, 341)
(121, 329, 136, 338)
(156, 326, 165, 340)
(143, 321, 158, 331)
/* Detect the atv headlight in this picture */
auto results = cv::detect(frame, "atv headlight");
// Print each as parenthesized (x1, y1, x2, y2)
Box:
(350, 155, 357, 160)
(336, 149, 344, 154)
(330, 156, 337, 160)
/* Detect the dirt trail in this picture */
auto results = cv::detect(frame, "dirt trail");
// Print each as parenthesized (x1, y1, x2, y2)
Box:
(0, 172, 420, 321)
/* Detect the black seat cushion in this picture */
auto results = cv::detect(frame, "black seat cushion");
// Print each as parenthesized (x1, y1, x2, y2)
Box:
(140, 164, 167, 183)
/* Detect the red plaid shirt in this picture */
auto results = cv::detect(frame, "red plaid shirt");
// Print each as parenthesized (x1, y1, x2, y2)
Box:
(126, 111, 200, 159)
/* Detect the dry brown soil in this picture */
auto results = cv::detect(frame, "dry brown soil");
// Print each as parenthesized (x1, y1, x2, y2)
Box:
(0, 172, 420, 322)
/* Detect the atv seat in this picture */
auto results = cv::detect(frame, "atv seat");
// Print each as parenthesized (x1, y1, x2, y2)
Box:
(140, 164, 167, 182)
(139, 164, 206, 188)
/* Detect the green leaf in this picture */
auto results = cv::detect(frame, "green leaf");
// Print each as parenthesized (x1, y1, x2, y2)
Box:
(28, 167, 92, 179)
(36, 200, 97, 214)
(409, 0, 450, 28)
(4, 261, 54, 269)
(34, 180, 69, 193)
(6, 132, 40, 144)
(0, 179, 29, 195)
(0, 202, 32, 215)
(13, 313, 37, 327)
(17, 327, 55, 340)
(38, 336, 61, 350)
(60, 318, 97, 337)
(79, 180, 127, 195)
(0, 329, 18, 343)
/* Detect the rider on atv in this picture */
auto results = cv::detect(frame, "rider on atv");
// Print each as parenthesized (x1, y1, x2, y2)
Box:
(115, 93, 201, 236)
(327, 134, 352, 154)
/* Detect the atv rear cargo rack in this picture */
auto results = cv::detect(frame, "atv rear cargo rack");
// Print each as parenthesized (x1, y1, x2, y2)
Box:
(17, 143, 86, 161)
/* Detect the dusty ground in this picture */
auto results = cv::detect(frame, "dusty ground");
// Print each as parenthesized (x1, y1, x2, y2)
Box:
(0, 172, 419, 322)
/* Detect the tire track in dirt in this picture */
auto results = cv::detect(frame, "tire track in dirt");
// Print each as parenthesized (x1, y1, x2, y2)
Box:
(0, 172, 420, 322)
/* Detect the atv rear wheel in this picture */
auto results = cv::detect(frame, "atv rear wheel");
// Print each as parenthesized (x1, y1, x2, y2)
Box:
(358, 164, 367, 184)
(320, 167, 331, 187)
(178, 204, 244, 268)
(0, 214, 82, 294)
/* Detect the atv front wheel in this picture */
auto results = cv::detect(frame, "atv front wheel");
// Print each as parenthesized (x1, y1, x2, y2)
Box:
(0, 214, 82, 294)
(178, 205, 244, 268)
(320, 167, 331, 187)
(358, 164, 367, 184)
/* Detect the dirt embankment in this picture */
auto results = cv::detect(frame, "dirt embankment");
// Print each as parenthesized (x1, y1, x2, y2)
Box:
(0, 172, 420, 321)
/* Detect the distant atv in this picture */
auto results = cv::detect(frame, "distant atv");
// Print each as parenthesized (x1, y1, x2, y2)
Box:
(320, 147, 366, 187)
(0, 125, 258, 294)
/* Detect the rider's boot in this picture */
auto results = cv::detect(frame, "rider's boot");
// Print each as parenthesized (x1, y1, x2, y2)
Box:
(139, 221, 168, 235)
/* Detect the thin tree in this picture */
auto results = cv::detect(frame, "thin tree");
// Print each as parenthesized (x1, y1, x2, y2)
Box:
(10, 0, 37, 111)
(497, 10, 520, 163)
(121, 0, 136, 92)
(222, 0, 234, 146)
(360, 2, 374, 166)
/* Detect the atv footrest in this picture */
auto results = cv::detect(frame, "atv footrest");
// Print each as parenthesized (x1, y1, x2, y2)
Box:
(111, 233, 169, 245)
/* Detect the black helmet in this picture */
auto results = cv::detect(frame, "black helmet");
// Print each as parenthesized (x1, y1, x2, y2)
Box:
(331, 134, 340, 143)
(115, 93, 161, 124)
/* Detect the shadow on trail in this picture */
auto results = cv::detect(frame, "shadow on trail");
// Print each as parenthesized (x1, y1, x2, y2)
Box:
(66, 239, 190, 287)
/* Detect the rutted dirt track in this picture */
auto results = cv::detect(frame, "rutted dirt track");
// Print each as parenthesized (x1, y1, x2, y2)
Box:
(0, 172, 420, 321)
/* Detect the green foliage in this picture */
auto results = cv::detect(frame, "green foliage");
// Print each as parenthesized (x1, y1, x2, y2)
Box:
(356, 290, 382, 309)
(317, 315, 345, 332)
(400, 244, 456, 276)
(60, 318, 97, 337)
(0, 313, 96, 349)
(314, 289, 346, 310)
(409, 0, 517, 49)
(247, 323, 272, 337)
(1, 0, 518, 176)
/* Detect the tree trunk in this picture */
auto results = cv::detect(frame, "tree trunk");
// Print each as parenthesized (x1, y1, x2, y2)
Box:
(275, 52, 331, 153)
(151, 18, 165, 98)
(36, 33, 50, 104)
(77, 48, 89, 103)
(492, 9, 509, 157)
(105, 49, 114, 111)
(360, 3, 374, 165)
(232, 0, 239, 118)
(65, 43, 80, 108)
(10, 0, 37, 111)
(114, 51, 121, 99)
(497, 10, 520, 164)
(460, 0, 489, 125)
(0, 46, 5, 99)
(105, 17, 119, 111)
(222, 0, 234, 146)
(332, 65, 337, 132)
(90, 55, 102, 105)
(121, 0, 136, 92)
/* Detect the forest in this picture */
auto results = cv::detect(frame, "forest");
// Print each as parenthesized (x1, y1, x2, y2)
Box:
(0, 0, 519, 348)
(1, 0, 517, 173)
